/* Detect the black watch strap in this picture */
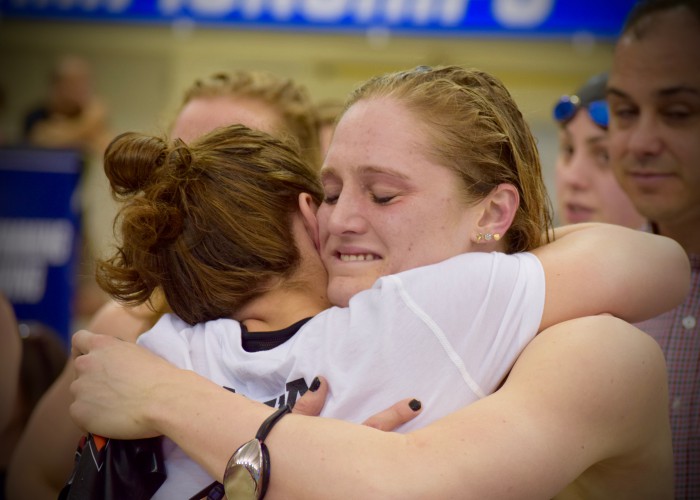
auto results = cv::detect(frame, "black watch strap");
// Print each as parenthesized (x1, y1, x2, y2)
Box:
(256, 404, 292, 441)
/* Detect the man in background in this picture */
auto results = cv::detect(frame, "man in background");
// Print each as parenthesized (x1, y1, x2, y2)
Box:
(608, 0, 700, 496)
(23, 55, 111, 156)
(23, 55, 114, 323)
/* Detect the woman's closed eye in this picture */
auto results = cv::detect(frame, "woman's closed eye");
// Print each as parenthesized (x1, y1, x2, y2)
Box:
(323, 193, 340, 205)
(371, 193, 397, 204)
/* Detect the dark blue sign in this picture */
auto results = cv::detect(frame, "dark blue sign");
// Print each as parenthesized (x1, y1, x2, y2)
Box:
(0, 0, 637, 39)
(0, 147, 83, 345)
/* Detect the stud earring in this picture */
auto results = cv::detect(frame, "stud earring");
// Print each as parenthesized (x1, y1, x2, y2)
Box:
(475, 233, 484, 242)
(484, 233, 493, 241)
(493, 233, 501, 241)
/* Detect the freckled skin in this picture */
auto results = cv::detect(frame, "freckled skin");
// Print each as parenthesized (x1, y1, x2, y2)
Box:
(317, 97, 483, 307)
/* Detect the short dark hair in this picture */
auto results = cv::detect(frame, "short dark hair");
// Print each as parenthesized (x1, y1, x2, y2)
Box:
(623, 0, 700, 36)
(574, 73, 608, 107)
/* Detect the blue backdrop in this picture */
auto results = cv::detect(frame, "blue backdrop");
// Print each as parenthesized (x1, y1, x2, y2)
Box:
(0, 147, 83, 345)
(0, 0, 638, 39)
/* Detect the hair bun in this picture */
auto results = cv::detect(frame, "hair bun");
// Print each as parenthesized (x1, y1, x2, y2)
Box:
(104, 132, 167, 198)
(168, 139, 194, 180)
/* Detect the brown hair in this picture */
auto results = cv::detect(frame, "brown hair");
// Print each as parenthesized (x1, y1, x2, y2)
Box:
(179, 70, 321, 168)
(342, 65, 552, 252)
(97, 125, 323, 325)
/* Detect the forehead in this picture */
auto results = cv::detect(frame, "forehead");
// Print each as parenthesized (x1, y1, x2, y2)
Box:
(171, 95, 282, 143)
(321, 97, 432, 177)
(564, 112, 607, 141)
(610, 10, 700, 99)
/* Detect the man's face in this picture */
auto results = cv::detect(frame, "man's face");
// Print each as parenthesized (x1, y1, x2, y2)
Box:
(607, 8, 700, 228)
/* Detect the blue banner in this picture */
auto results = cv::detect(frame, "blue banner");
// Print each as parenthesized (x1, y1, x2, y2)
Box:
(0, 0, 637, 38)
(0, 147, 83, 345)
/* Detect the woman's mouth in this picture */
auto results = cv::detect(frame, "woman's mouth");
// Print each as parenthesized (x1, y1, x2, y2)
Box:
(338, 253, 380, 262)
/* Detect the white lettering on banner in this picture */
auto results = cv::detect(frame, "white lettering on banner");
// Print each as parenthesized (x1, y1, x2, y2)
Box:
(106, 0, 131, 12)
(10, 0, 552, 28)
(188, 0, 236, 16)
(0, 218, 74, 304)
(492, 0, 553, 28)
(10, 0, 131, 12)
(159, 0, 296, 20)
(0, 264, 47, 303)
(240, 0, 294, 20)
(160, 0, 468, 25)
(384, 0, 468, 26)
(300, 0, 345, 22)
(0, 219, 73, 265)
(158, 0, 178, 15)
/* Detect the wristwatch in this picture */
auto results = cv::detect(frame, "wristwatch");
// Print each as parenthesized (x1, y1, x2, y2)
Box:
(223, 405, 291, 500)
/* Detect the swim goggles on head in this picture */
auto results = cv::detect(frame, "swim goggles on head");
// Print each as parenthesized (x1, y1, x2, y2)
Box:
(553, 95, 609, 128)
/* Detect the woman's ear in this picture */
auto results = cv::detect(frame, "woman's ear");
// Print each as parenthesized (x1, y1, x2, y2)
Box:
(298, 193, 320, 251)
(473, 184, 519, 243)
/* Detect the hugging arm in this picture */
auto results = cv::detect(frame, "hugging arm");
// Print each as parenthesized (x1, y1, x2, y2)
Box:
(70, 315, 671, 499)
(6, 301, 158, 500)
(533, 223, 690, 330)
(6, 365, 83, 500)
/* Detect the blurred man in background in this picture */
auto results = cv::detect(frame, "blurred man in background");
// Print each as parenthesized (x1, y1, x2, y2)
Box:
(23, 54, 111, 156)
(608, 0, 700, 496)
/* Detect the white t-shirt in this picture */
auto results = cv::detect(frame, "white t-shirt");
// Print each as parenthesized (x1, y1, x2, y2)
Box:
(138, 251, 545, 499)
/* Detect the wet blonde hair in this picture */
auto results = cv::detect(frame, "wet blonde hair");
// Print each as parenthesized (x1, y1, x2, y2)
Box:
(97, 125, 323, 325)
(179, 70, 321, 168)
(343, 65, 553, 252)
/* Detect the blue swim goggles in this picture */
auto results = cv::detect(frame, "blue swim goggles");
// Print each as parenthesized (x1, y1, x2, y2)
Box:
(553, 95, 609, 128)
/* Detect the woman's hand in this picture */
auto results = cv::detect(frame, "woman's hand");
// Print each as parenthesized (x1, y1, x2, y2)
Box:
(69, 330, 423, 440)
(69, 329, 179, 439)
(292, 376, 422, 431)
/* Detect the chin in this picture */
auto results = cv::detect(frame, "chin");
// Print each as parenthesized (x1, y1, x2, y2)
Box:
(327, 278, 373, 308)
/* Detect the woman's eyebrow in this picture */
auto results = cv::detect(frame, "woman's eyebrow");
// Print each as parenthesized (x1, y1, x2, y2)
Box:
(319, 167, 338, 183)
(359, 165, 410, 180)
(320, 165, 410, 182)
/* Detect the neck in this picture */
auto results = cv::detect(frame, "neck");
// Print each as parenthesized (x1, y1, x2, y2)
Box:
(653, 211, 700, 255)
(236, 207, 331, 331)
(234, 284, 329, 332)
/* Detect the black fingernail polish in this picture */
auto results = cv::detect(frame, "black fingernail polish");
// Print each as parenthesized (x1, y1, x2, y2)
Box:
(309, 377, 321, 392)
(409, 399, 421, 411)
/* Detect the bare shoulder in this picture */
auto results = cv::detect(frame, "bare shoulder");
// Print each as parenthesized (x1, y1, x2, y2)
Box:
(522, 315, 667, 382)
(514, 316, 672, 499)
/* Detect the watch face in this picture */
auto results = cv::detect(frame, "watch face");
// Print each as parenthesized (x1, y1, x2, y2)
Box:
(224, 464, 258, 500)
(224, 440, 263, 499)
